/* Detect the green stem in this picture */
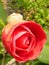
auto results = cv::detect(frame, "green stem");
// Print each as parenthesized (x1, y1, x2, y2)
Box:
(2, 50, 6, 65)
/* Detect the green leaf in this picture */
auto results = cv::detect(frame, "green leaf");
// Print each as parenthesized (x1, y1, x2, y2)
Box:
(0, 0, 7, 24)
(23, 60, 46, 65)
(0, 41, 4, 54)
(29, 60, 46, 65)
(0, 19, 5, 27)
(0, 0, 7, 35)
(38, 45, 49, 64)
(5, 54, 13, 64)
(0, 19, 5, 35)
(0, 43, 3, 53)
(44, 28, 49, 45)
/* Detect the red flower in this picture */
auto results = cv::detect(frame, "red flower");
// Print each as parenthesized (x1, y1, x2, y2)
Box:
(2, 21, 46, 62)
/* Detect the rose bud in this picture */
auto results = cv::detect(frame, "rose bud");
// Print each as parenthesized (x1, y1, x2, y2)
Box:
(2, 14, 46, 62)
(7, 13, 23, 24)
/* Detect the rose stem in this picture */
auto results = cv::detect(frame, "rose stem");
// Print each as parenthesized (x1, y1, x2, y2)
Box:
(2, 50, 7, 65)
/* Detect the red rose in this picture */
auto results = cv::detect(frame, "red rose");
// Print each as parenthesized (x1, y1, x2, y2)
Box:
(2, 21, 46, 62)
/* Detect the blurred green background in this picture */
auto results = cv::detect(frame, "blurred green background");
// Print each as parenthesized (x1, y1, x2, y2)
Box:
(0, 0, 49, 65)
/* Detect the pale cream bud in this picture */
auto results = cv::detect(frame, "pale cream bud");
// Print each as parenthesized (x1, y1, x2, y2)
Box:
(7, 13, 24, 24)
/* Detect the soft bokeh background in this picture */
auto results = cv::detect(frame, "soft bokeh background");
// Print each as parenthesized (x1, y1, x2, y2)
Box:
(0, 0, 49, 65)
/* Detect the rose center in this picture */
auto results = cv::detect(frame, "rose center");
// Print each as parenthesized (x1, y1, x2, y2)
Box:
(23, 36, 31, 46)
(15, 34, 31, 49)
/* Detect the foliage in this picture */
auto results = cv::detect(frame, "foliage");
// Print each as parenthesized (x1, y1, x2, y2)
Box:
(0, 1, 7, 24)
(0, 0, 8, 65)
(0, 0, 7, 36)
(8, 0, 49, 27)
(37, 28, 49, 64)
(38, 45, 49, 64)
